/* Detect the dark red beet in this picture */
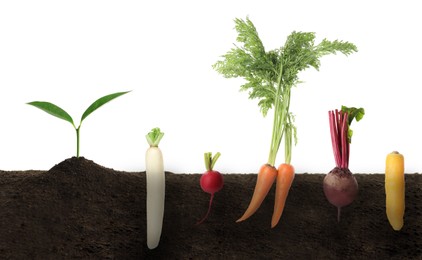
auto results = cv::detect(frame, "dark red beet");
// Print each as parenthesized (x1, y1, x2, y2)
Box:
(323, 167, 358, 222)
(325, 108, 364, 221)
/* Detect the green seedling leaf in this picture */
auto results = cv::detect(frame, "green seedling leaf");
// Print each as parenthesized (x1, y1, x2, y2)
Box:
(27, 101, 75, 127)
(27, 90, 130, 158)
(81, 91, 131, 124)
(146, 127, 164, 147)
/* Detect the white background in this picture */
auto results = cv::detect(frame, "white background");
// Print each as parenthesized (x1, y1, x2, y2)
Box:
(0, 1, 420, 173)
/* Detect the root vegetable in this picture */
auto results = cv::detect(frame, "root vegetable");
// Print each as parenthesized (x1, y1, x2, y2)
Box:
(323, 107, 364, 222)
(271, 163, 295, 228)
(323, 167, 358, 222)
(385, 151, 405, 231)
(236, 164, 277, 223)
(196, 152, 223, 225)
(145, 128, 165, 249)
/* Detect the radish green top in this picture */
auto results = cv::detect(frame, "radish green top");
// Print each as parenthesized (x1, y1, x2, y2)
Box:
(27, 91, 130, 158)
(204, 152, 221, 171)
(146, 128, 164, 147)
(213, 17, 357, 166)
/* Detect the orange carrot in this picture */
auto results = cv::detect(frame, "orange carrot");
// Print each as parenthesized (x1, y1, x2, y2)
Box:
(271, 163, 295, 228)
(236, 164, 277, 222)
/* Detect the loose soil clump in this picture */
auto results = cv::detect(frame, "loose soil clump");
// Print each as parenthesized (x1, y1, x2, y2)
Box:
(0, 157, 421, 259)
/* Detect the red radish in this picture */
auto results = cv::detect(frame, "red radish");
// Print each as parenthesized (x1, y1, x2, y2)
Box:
(196, 152, 224, 225)
(323, 106, 364, 222)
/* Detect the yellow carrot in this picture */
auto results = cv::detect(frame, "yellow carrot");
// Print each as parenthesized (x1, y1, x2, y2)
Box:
(385, 151, 405, 231)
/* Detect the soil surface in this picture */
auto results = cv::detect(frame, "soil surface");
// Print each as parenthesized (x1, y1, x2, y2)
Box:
(0, 157, 421, 259)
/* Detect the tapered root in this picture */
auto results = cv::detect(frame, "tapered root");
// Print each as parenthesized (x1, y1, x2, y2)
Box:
(337, 207, 341, 222)
(196, 194, 215, 225)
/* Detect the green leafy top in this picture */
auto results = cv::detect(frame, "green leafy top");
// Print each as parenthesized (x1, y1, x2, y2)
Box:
(204, 152, 221, 171)
(213, 17, 279, 117)
(146, 127, 164, 147)
(213, 17, 357, 165)
(213, 17, 357, 117)
(341, 106, 365, 143)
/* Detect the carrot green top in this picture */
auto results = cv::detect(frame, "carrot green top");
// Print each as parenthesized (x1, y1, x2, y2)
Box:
(213, 17, 357, 166)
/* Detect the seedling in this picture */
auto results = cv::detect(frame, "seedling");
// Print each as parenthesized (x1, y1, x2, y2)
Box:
(27, 91, 130, 158)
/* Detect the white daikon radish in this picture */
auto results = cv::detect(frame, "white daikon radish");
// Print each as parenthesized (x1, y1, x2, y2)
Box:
(145, 128, 165, 249)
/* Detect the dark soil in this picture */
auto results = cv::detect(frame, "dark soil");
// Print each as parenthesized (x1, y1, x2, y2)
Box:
(0, 157, 421, 259)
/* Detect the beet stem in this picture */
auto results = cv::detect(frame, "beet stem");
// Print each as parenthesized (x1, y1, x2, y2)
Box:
(329, 110, 341, 167)
(341, 113, 346, 168)
(329, 109, 350, 169)
(343, 113, 349, 168)
(196, 193, 215, 225)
